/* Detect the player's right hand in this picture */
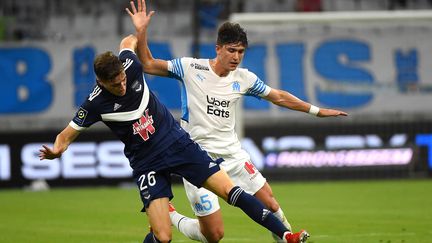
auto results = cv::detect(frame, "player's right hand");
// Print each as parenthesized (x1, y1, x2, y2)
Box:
(39, 145, 61, 160)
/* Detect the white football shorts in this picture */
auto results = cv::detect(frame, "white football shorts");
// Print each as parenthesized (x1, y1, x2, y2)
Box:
(183, 149, 267, 217)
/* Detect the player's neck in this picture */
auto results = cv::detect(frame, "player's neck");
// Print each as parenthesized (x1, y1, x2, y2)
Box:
(209, 59, 230, 77)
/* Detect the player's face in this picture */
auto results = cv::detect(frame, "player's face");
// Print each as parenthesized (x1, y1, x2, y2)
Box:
(216, 43, 245, 71)
(103, 71, 127, 96)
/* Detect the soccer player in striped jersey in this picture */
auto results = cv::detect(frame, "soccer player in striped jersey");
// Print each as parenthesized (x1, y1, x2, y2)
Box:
(127, 1, 347, 242)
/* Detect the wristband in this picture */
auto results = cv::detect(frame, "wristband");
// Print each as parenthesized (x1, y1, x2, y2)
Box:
(308, 105, 320, 116)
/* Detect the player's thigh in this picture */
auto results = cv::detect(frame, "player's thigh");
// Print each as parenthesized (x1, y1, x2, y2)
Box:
(183, 178, 221, 217)
(134, 169, 173, 212)
(146, 197, 172, 238)
(202, 169, 234, 201)
(172, 138, 221, 187)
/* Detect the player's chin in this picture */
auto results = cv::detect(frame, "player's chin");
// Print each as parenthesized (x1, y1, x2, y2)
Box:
(117, 90, 127, 96)
(229, 64, 239, 70)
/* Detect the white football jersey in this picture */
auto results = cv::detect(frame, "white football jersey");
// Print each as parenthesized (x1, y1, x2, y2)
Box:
(168, 57, 271, 155)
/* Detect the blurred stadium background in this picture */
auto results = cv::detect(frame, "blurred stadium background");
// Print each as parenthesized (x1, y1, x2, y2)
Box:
(1, 0, 432, 242)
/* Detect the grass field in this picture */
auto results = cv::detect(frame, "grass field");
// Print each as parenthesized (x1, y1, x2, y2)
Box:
(1, 179, 431, 243)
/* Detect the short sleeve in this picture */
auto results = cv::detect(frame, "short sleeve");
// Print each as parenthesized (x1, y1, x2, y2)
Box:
(69, 100, 101, 131)
(119, 49, 143, 77)
(167, 57, 192, 81)
(244, 71, 271, 98)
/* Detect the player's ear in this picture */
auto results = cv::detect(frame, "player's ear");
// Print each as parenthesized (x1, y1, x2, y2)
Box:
(96, 79, 103, 87)
(215, 45, 222, 54)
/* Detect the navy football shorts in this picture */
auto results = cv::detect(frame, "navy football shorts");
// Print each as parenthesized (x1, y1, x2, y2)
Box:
(134, 135, 221, 212)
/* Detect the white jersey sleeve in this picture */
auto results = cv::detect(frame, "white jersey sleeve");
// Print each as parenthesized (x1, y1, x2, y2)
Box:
(167, 57, 193, 81)
(243, 70, 271, 97)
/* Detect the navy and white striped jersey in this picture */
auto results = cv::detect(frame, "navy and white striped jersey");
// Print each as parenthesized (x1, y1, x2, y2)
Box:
(70, 49, 185, 171)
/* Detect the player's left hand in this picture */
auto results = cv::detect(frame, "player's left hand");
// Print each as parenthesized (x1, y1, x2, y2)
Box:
(317, 108, 348, 117)
(126, 0, 155, 31)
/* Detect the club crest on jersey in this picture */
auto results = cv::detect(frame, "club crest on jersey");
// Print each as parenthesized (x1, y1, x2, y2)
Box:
(131, 80, 142, 92)
(133, 109, 156, 141)
(232, 81, 240, 92)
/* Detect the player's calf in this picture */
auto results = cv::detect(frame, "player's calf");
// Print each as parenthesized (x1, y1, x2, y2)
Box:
(227, 186, 288, 239)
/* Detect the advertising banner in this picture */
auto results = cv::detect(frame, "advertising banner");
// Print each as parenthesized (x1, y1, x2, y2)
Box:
(1, 122, 430, 188)
(1, 19, 432, 130)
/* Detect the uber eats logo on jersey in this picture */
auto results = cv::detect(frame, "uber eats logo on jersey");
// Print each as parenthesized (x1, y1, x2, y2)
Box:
(206, 96, 230, 118)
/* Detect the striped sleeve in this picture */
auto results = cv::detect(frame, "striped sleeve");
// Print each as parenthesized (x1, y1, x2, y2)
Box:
(246, 78, 271, 97)
(167, 58, 185, 81)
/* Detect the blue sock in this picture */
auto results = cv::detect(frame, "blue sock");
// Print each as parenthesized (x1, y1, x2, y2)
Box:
(143, 232, 167, 243)
(228, 186, 287, 239)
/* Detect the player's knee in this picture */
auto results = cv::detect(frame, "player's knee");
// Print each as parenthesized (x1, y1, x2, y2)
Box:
(266, 199, 280, 212)
(256, 186, 280, 212)
(202, 226, 224, 243)
(155, 233, 172, 243)
(265, 198, 280, 212)
(259, 195, 280, 212)
(153, 229, 172, 243)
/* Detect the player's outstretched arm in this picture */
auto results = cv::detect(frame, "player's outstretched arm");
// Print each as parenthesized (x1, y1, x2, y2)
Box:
(39, 125, 80, 160)
(120, 34, 138, 53)
(126, 0, 169, 77)
(264, 88, 348, 117)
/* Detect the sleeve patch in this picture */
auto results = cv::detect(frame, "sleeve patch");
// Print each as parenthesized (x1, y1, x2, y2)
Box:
(73, 107, 88, 126)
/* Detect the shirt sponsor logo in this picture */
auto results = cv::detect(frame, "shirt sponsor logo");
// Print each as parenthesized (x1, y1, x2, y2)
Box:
(192, 63, 209, 71)
(132, 109, 156, 141)
(206, 95, 230, 118)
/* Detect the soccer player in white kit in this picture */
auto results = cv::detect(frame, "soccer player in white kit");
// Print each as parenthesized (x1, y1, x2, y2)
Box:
(128, 1, 348, 242)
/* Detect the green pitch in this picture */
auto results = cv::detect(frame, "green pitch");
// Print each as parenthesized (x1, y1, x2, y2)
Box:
(0, 179, 431, 243)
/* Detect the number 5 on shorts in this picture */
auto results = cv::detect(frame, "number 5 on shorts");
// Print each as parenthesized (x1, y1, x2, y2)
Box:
(200, 194, 212, 211)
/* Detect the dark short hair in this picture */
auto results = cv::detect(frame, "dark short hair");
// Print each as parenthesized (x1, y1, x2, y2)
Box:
(93, 51, 123, 81)
(216, 22, 248, 48)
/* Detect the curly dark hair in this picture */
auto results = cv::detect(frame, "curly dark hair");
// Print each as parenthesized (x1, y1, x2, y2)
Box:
(216, 22, 248, 48)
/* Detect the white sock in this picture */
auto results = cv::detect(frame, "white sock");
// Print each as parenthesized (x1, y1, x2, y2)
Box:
(170, 211, 208, 243)
(273, 207, 292, 232)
